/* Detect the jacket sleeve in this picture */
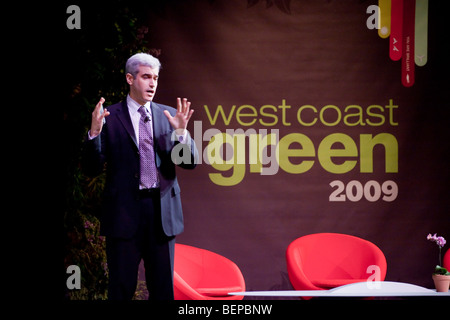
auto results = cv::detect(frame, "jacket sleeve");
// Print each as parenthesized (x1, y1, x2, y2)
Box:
(172, 130, 199, 170)
(157, 103, 199, 170)
(82, 130, 106, 177)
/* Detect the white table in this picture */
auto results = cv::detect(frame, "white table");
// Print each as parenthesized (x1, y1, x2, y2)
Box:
(229, 281, 450, 297)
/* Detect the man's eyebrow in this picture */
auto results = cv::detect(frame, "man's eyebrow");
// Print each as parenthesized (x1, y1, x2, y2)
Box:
(142, 73, 158, 77)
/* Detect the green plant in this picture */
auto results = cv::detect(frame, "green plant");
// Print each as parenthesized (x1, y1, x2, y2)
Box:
(427, 233, 450, 276)
(64, 213, 108, 299)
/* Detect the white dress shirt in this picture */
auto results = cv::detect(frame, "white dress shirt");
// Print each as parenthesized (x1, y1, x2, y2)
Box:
(126, 94, 150, 146)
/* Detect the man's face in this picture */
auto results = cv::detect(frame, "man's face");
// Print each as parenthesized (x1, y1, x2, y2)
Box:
(127, 65, 159, 105)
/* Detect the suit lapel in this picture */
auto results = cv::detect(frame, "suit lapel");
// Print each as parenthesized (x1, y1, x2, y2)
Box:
(116, 100, 164, 151)
(150, 102, 163, 142)
(150, 102, 164, 168)
(117, 100, 138, 149)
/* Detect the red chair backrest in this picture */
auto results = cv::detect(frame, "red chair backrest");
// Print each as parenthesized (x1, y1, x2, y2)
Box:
(174, 243, 245, 290)
(289, 233, 387, 280)
(443, 248, 450, 271)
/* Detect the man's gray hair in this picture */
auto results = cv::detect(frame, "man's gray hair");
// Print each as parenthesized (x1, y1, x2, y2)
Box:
(125, 53, 161, 78)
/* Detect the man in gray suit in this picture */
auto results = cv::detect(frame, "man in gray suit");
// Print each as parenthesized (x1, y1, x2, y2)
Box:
(84, 53, 198, 300)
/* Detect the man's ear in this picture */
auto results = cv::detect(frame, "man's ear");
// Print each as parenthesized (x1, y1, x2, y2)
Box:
(126, 73, 134, 85)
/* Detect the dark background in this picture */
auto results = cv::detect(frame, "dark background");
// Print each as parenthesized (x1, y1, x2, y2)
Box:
(64, 0, 450, 297)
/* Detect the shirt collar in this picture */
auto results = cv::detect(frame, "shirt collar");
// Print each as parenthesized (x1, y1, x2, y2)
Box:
(127, 94, 151, 113)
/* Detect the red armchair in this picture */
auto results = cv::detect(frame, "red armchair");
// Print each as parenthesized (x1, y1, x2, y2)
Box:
(173, 243, 246, 300)
(286, 233, 387, 291)
(444, 248, 450, 271)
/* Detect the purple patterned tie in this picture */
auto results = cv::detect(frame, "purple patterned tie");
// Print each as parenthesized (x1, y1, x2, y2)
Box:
(138, 106, 158, 188)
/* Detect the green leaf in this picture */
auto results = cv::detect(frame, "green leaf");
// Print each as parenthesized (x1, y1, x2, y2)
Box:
(434, 265, 450, 275)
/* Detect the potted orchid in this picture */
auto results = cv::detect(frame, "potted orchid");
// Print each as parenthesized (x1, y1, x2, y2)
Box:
(427, 233, 450, 292)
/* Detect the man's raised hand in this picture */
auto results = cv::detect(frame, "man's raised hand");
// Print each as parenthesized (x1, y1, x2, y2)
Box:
(90, 97, 110, 137)
(164, 97, 194, 135)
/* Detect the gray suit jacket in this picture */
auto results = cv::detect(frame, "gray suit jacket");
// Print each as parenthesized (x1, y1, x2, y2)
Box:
(84, 100, 198, 238)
